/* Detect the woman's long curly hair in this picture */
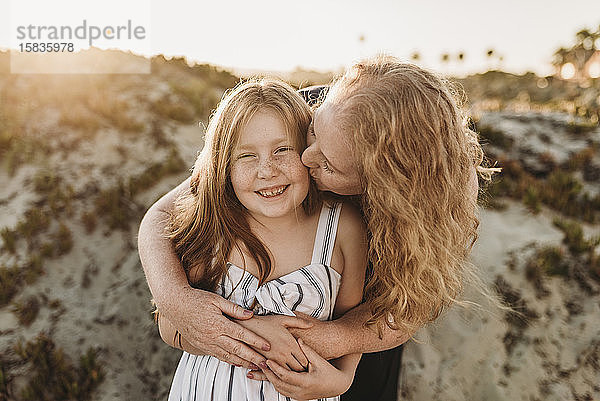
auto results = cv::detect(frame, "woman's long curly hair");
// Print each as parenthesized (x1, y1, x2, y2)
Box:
(328, 56, 496, 334)
(166, 78, 318, 291)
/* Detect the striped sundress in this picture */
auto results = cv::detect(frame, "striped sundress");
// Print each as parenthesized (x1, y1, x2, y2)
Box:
(168, 202, 343, 401)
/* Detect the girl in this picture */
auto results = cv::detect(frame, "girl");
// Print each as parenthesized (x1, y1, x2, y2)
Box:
(155, 78, 367, 401)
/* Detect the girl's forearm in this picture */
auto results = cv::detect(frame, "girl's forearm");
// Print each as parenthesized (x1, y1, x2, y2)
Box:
(331, 352, 361, 376)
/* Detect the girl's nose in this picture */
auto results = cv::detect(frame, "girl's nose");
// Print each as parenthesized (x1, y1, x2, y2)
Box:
(257, 159, 277, 179)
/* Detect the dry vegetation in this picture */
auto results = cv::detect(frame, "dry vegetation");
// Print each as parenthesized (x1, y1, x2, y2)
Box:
(0, 50, 236, 400)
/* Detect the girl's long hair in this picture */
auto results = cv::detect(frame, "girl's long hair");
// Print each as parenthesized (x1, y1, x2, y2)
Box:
(328, 56, 496, 334)
(166, 78, 317, 291)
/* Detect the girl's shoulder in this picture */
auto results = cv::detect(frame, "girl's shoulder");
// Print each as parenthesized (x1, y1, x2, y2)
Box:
(327, 200, 368, 280)
(329, 200, 367, 249)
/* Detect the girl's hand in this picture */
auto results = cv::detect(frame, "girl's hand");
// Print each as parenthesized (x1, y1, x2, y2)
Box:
(236, 314, 314, 372)
(249, 339, 355, 400)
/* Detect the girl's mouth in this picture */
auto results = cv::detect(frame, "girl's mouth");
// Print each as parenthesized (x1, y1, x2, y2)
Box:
(256, 185, 289, 198)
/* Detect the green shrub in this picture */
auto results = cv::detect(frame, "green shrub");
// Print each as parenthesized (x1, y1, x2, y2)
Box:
(525, 245, 568, 279)
(0, 265, 21, 306)
(12, 295, 40, 327)
(523, 187, 541, 214)
(540, 170, 582, 212)
(40, 241, 55, 258)
(47, 185, 75, 216)
(16, 209, 51, 242)
(14, 333, 105, 401)
(55, 223, 73, 256)
(0, 228, 16, 254)
(128, 148, 186, 195)
(485, 154, 600, 221)
(1, 137, 41, 175)
(81, 211, 97, 234)
(32, 170, 61, 194)
(94, 181, 133, 230)
(553, 218, 599, 255)
(22, 253, 44, 285)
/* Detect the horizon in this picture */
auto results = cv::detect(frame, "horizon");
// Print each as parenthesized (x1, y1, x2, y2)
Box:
(1, 0, 599, 77)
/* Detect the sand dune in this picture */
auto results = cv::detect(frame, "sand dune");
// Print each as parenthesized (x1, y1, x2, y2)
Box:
(1, 51, 599, 400)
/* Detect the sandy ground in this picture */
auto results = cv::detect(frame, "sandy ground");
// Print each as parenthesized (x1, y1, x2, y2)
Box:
(399, 201, 600, 401)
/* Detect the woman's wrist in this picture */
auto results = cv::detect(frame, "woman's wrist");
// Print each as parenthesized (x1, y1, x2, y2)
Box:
(327, 318, 353, 358)
(157, 283, 207, 327)
(289, 317, 348, 360)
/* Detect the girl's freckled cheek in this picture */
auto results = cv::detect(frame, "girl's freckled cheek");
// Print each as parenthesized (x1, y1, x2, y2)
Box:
(231, 163, 254, 188)
(276, 155, 309, 178)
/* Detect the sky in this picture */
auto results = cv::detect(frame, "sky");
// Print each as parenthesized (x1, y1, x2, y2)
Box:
(2, 0, 600, 76)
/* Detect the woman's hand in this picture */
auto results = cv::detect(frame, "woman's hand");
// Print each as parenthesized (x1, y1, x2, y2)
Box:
(236, 314, 314, 372)
(173, 288, 271, 369)
(249, 339, 357, 400)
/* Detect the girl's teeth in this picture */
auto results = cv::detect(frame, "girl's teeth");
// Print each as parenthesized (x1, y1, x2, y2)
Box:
(259, 186, 286, 197)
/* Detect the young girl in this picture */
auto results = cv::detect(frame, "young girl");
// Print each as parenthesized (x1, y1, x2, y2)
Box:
(156, 78, 367, 401)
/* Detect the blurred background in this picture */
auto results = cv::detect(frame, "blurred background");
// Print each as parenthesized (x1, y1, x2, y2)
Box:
(0, 1, 599, 400)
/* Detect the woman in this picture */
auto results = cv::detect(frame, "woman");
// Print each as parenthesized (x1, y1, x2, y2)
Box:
(138, 56, 489, 400)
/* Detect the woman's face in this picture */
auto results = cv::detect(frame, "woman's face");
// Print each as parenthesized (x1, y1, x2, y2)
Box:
(301, 101, 363, 196)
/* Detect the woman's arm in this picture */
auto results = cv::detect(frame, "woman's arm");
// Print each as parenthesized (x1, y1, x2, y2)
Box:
(290, 302, 414, 358)
(138, 177, 271, 368)
(156, 309, 205, 356)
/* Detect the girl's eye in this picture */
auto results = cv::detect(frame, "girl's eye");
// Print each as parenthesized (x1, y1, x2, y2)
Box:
(275, 146, 293, 154)
(237, 154, 255, 160)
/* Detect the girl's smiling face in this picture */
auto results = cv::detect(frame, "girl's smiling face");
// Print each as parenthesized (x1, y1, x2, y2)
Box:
(230, 108, 310, 221)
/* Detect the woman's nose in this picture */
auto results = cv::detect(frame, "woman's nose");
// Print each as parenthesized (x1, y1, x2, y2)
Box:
(301, 143, 320, 168)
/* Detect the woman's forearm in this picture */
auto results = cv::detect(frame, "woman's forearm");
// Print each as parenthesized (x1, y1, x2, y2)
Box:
(333, 303, 413, 354)
(291, 303, 414, 359)
(157, 310, 204, 355)
(138, 177, 192, 319)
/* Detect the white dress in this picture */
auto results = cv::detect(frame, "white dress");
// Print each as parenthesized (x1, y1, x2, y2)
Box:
(168, 202, 343, 401)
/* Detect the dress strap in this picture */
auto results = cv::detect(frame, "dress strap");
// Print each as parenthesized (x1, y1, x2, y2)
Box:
(311, 202, 343, 266)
